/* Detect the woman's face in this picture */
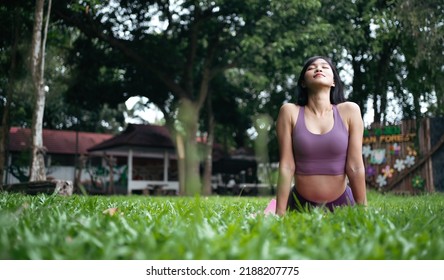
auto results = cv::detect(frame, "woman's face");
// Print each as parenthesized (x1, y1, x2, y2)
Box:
(302, 58, 335, 89)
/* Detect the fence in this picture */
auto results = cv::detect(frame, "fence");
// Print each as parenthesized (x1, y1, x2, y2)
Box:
(363, 117, 444, 194)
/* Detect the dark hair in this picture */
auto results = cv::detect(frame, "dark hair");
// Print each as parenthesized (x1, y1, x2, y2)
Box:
(296, 56, 345, 106)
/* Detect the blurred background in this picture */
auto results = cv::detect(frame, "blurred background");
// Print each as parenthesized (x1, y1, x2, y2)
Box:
(1, 0, 443, 195)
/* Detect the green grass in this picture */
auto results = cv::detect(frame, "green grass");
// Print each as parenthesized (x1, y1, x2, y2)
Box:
(0, 191, 443, 260)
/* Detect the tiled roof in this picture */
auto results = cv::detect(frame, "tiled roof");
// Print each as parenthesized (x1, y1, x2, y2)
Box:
(8, 127, 113, 155)
(87, 123, 175, 151)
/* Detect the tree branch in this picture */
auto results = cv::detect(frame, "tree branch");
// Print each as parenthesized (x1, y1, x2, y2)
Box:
(184, 22, 198, 96)
(39, 0, 52, 87)
(55, 8, 188, 99)
(156, 0, 173, 32)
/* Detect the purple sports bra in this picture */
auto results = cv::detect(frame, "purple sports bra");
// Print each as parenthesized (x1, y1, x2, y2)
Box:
(292, 105, 348, 175)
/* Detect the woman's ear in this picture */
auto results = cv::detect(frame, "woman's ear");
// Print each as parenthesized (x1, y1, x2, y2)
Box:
(301, 81, 306, 88)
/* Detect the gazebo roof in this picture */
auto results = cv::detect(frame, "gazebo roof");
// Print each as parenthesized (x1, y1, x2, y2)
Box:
(87, 124, 175, 152)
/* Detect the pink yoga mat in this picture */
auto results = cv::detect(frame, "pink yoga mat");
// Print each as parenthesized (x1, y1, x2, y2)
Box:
(263, 199, 276, 215)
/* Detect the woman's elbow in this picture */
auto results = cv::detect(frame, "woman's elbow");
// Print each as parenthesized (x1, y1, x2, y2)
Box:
(279, 163, 295, 175)
(345, 162, 365, 177)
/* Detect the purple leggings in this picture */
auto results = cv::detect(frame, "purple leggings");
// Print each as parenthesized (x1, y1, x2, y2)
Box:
(287, 186, 356, 212)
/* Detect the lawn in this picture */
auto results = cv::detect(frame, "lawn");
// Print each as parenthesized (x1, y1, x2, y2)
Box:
(0, 191, 443, 260)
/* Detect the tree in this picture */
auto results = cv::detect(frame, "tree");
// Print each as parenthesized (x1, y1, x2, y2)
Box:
(0, 1, 35, 184)
(319, 0, 443, 124)
(29, 0, 52, 181)
(0, 6, 20, 184)
(395, 0, 444, 118)
(53, 0, 326, 195)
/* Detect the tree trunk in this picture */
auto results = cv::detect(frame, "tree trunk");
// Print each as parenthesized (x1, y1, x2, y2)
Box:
(254, 114, 272, 166)
(0, 96, 11, 185)
(177, 98, 202, 196)
(202, 91, 214, 196)
(0, 11, 20, 186)
(350, 54, 369, 117)
(373, 41, 394, 124)
(184, 135, 201, 195)
(176, 133, 186, 195)
(29, 0, 52, 182)
(104, 154, 116, 194)
(75, 154, 87, 192)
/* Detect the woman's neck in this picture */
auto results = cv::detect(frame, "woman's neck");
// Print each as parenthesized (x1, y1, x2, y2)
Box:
(306, 91, 332, 116)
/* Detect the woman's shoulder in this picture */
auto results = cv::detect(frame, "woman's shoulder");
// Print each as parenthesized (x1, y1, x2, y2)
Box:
(279, 102, 300, 114)
(337, 101, 361, 116)
(278, 102, 300, 126)
(280, 102, 299, 109)
(337, 102, 363, 130)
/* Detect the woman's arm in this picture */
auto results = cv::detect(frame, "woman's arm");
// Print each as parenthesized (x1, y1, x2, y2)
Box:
(344, 102, 367, 205)
(275, 104, 297, 215)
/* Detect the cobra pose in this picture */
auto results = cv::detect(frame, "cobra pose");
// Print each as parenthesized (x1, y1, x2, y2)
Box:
(275, 56, 367, 215)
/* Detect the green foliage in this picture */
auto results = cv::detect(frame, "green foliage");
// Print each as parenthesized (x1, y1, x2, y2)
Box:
(0, 1, 34, 128)
(318, 0, 443, 123)
(1, 191, 443, 259)
(3, 0, 442, 130)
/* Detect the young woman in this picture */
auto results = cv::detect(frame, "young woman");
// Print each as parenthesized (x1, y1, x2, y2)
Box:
(274, 56, 367, 215)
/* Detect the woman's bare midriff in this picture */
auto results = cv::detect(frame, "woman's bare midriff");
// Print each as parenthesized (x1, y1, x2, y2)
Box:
(295, 174, 347, 203)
